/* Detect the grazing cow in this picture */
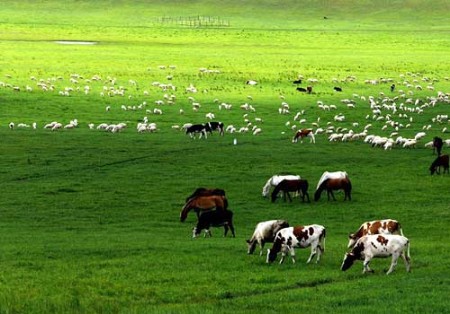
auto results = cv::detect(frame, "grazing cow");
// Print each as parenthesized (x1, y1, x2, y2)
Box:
(348, 219, 403, 248)
(341, 234, 411, 275)
(429, 154, 449, 175)
(334, 87, 343, 92)
(206, 121, 225, 136)
(266, 225, 326, 264)
(186, 124, 208, 139)
(192, 209, 235, 238)
(296, 87, 307, 92)
(433, 136, 443, 156)
(246, 220, 290, 255)
(292, 128, 315, 143)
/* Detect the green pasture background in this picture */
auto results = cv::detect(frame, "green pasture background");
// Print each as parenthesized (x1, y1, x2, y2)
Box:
(0, 1, 449, 313)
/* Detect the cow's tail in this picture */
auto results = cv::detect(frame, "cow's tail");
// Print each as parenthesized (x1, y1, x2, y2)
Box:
(399, 223, 404, 237)
(320, 228, 326, 253)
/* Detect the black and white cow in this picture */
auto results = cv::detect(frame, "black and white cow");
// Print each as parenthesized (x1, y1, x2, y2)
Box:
(246, 220, 289, 255)
(186, 124, 208, 139)
(206, 121, 224, 136)
(341, 234, 411, 275)
(266, 224, 326, 264)
(192, 209, 235, 238)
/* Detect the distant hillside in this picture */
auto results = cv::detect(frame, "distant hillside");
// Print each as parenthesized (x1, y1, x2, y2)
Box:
(0, 0, 449, 30)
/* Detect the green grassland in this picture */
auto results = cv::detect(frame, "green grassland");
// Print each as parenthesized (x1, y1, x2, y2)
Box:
(1, 1, 450, 313)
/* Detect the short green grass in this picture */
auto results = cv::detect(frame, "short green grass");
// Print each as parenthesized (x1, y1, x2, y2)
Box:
(0, 1, 449, 313)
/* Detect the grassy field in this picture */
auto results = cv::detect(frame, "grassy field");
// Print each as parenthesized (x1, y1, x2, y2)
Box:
(1, 1, 450, 313)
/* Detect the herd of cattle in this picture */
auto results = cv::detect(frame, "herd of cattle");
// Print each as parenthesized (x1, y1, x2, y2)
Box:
(181, 174, 411, 275)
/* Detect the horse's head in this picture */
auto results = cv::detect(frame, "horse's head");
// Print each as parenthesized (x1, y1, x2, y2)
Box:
(314, 189, 322, 201)
(180, 201, 191, 222)
(430, 166, 436, 175)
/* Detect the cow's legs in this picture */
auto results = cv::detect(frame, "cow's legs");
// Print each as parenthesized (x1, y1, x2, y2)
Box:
(288, 246, 296, 264)
(401, 252, 411, 272)
(362, 258, 374, 273)
(386, 254, 399, 275)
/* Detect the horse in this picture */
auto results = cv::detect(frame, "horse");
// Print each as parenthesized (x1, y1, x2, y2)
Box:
(292, 129, 315, 144)
(433, 137, 443, 156)
(185, 187, 226, 202)
(314, 177, 352, 201)
(262, 174, 301, 197)
(180, 194, 227, 222)
(429, 154, 449, 175)
(315, 171, 348, 191)
(271, 179, 310, 203)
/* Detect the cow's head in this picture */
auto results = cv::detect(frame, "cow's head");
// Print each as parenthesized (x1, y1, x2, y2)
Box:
(341, 252, 356, 271)
(192, 227, 200, 238)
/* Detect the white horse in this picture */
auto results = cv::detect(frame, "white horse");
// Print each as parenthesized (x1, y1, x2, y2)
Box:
(262, 174, 301, 197)
(315, 171, 348, 191)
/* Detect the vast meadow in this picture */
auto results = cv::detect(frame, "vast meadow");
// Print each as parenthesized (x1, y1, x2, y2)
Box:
(1, 1, 449, 313)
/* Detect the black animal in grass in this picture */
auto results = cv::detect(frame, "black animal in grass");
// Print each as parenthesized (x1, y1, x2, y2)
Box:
(433, 136, 443, 156)
(429, 154, 449, 175)
(334, 86, 342, 92)
(271, 179, 310, 203)
(192, 209, 235, 238)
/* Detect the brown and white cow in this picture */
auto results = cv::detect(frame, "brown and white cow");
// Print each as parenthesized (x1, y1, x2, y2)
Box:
(292, 128, 315, 144)
(348, 219, 403, 248)
(246, 220, 290, 255)
(341, 234, 411, 275)
(266, 224, 326, 264)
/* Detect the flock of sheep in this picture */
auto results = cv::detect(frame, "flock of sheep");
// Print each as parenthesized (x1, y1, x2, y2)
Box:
(2, 69, 450, 149)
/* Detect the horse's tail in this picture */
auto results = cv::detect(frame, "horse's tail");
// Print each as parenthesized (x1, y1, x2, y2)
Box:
(222, 196, 229, 210)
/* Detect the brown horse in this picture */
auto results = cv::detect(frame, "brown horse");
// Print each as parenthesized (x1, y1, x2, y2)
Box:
(314, 178, 352, 201)
(271, 179, 310, 203)
(180, 194, 228, 222)
(185, 187, 226, 202)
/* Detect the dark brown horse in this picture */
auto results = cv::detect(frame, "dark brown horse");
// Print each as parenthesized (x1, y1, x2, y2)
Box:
(314, 178, 352, 201)
(180, 194, 228, 222)
(271, 179, 310, 203)
(430, 154, 449, 175)
(185, 187, 226, 202)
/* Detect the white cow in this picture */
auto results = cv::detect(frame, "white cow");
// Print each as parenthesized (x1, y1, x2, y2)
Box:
(246, 220, 289, 255)
(341, 234, 411, 275)
(266, 225, 326, 264)
(262, 174, 301, 197)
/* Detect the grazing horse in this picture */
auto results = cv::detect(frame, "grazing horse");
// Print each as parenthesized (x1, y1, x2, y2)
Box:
(433, 137, 443, 156)
(180, 195, 227, 222)
(185, 188, 226, 202)
(314, 178, 352, 201)
(262, 174, 301, 197)
(292, 129, 315, 144)
(271, 179, 310, 203)
(429, 154, 449, 175)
